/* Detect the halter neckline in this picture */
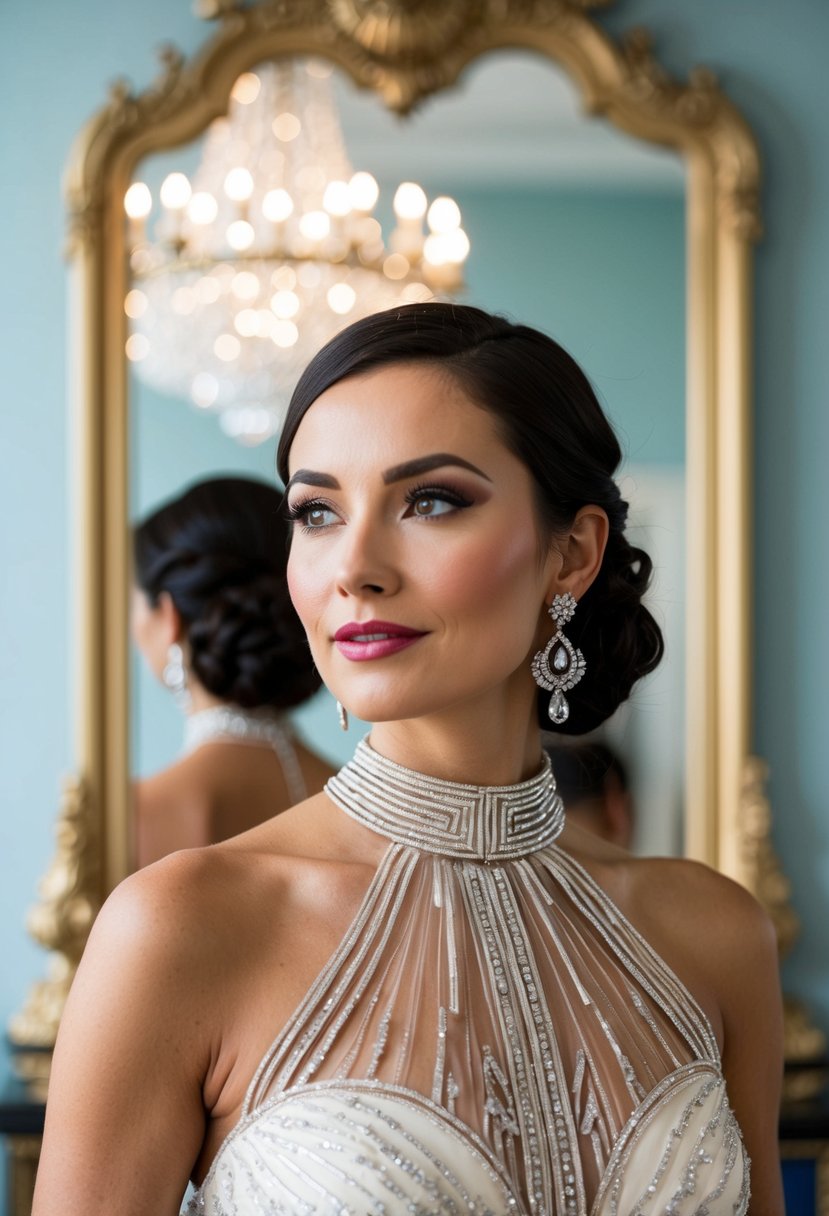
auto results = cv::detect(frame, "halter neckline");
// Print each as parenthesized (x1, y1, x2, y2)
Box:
(325, 737, 564, 863)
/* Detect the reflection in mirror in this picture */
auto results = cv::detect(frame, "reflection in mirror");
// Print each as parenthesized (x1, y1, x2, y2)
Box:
(128, 51, 685, 868)
(130, 475, 337, 867)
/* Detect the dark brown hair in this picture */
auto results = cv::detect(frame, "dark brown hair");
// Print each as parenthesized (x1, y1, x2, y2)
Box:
(134, 476, 320, 711)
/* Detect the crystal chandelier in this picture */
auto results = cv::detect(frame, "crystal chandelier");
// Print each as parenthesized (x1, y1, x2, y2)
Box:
(123, 60, 470, 444)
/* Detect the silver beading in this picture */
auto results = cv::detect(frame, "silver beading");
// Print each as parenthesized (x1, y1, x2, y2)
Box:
(326, 737, 564, 863)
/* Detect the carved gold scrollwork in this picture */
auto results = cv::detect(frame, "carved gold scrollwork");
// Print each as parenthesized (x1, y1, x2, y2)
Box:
(8, 775, 99, 1082)
(326, 0, 478, 61)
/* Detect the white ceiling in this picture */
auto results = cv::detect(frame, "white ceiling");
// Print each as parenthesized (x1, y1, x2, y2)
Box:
(333, 51, 684, 192)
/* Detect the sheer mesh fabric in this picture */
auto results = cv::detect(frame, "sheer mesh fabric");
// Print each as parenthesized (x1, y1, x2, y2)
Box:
(188, 741, 749, 1215)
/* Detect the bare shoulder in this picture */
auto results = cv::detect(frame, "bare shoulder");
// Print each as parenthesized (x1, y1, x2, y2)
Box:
(561, 824, 774, 959)
(85, 846, 260, 993)
(558, 825, 779, 1041)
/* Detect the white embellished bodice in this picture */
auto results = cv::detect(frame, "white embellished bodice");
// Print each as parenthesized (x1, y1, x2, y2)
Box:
(185, 741, 749, 1215)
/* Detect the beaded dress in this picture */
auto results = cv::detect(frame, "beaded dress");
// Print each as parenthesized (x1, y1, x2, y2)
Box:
(185, 739, 749, 1215)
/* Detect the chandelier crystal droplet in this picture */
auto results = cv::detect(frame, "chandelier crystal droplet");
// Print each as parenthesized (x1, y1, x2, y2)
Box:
(123, 61, 471, 446)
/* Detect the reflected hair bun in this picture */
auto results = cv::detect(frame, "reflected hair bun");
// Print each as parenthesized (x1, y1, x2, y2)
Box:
(134, 476, 319, 711)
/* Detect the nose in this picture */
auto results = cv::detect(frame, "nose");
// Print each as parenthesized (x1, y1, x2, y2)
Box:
(335, 516, 401, 599)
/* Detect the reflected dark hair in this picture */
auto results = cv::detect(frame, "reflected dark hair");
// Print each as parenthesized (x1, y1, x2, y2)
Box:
(134, 476, 320, 711)
(543, 740, 629, 805)
(277, 303, 663, 733)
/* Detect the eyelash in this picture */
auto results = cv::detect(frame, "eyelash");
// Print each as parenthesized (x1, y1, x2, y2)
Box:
(405, 482, 474, 514)
(284, 482, 474, 532)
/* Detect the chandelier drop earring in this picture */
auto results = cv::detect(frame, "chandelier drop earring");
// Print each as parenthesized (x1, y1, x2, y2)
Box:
(530, 592, 586, 726)
(162, 642, 191, 710)
(337, 700, 349, 732)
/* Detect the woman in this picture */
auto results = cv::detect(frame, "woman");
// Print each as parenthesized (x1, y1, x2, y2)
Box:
(36, 305, 783, 1214)
(131, 476, 334, 865)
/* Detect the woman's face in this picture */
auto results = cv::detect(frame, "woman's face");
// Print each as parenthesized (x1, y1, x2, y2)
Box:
(285, 362, 560, 727)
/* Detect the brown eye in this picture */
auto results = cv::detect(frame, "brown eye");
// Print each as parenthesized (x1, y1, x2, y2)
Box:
(413, 496, 437, 516)
(307, 507, 329, 527)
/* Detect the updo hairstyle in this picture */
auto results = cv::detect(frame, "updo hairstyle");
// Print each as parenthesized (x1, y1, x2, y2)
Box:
(277, 303, 663, 735)
(134, 476, 320, 710)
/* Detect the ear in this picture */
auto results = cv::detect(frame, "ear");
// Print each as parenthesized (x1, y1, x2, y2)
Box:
(156, 591, 184, 648)
(545, 505, 609, 604)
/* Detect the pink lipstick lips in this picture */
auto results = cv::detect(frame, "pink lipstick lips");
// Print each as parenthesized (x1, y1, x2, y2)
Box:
(333, 619, 426, 661)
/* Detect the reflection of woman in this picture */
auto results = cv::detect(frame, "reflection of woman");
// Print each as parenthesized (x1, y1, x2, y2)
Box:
(131, 476, 334, 867)
(544, 740, 634, 849)
(36, 306, 783, 1214)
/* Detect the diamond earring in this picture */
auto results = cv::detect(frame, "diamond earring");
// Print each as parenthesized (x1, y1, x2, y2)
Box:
(162, 642, 190, 710)
(530, 592, 586, 726)
(337, 700, 349, 732)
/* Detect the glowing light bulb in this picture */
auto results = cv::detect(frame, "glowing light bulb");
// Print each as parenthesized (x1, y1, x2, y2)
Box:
(231, 72, 261, 105)
(124, 182, 152, 219)
(272, 320, 299, 348)
(160, 173, 191, 211)
(323, 181, 352, 217)
(125, 334, 149, 361)
(299, 211, 330, 241)
(383, 254, 410, 281)
(124, 289, 148, 319)
(270, 290, 300, 319)
(234, 309, 260, 337)
(272, 112, 301, 141)
(327, 283, 357, 315)
(214, 333, 241, 362)
(427, 196, 461, 234)
(442, 227, 470, 263)
(348, 172, 379, 212)
(226, 220, 255, 251)
(224, 167, 254, 202)
(423, 233, 449, 266)
(262, 189, 294, 223)
(231, 271, 260, 301)
(191, 373, 219, 408)
(187, 191, 218, 225)
(393, 182, 427, 221)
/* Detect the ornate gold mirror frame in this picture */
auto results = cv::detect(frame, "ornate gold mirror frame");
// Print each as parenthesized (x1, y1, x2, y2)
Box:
(14, 0, 810, 1067)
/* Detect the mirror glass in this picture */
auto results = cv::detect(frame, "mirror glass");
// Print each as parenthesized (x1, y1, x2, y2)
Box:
(127, 51, 685, 864)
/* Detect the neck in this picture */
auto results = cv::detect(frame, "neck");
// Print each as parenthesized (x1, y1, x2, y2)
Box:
(366, 680, 543, 787)
(185, 683, 227, 716)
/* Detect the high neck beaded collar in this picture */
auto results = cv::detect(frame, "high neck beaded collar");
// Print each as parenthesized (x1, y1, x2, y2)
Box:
(326, 737, 564, 863)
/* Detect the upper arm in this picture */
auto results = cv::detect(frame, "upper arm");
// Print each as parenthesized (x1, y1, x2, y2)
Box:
(34, 859, 212, 1216)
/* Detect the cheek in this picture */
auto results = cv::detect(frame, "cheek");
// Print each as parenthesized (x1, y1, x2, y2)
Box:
(422, 519, 541, 614)
(287, 546, 327, 631)
(130, 599, 151, 651)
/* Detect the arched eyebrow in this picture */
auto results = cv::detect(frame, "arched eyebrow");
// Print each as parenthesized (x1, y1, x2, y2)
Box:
(382, 453, 492, 484)
(285, 452, 492, 493)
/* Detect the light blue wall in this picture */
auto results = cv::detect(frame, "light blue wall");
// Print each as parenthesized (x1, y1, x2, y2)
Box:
(1, 0, 827, 1195)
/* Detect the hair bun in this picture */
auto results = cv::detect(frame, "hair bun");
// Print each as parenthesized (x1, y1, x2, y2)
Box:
(188, 573, 319, 710)
(134, 478, 321, 712)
